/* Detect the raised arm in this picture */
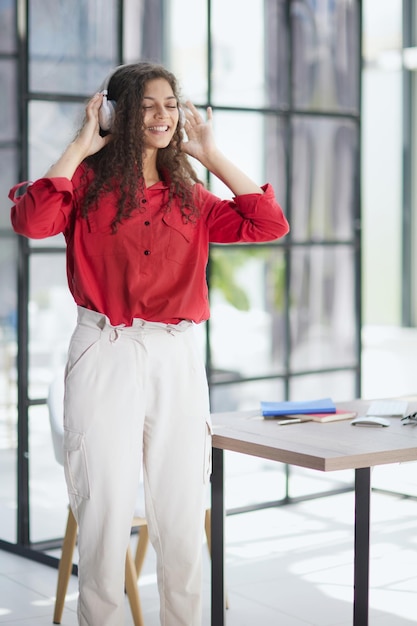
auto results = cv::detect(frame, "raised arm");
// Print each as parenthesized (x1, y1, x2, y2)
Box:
(10, 93, 112, 239)
(181, 101, 264, 196)
(45, 92, 110, 179)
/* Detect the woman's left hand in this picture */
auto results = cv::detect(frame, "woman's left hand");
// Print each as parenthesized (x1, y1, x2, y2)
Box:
(180, 101, 265, 196)
(180, 101, 218, 165)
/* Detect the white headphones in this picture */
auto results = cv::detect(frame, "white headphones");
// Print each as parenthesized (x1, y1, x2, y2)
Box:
(98, 66, 123, 131)
(178, 106, 186, 128)
(99, 91, 185, 132)
(98, 89, 116, 131)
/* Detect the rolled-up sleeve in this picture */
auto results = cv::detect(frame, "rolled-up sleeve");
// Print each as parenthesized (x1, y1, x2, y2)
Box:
(201, 183, 289, 243)
(9, 177, 74, 239)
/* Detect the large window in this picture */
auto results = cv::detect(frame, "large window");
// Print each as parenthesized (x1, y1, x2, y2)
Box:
(1, 0, 361, 560)
(167, 0, 361, 411)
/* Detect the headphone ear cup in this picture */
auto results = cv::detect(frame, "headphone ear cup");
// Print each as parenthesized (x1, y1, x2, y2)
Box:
(98, 90, 116, 131)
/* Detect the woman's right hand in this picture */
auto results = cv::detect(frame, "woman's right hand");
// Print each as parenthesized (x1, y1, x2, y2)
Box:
(44, 93, 111, 180)
(74, 93, 112, 158)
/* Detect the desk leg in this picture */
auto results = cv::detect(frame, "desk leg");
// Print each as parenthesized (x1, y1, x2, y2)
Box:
(211, 447, 226, 626)
(353, 467, 371, 626)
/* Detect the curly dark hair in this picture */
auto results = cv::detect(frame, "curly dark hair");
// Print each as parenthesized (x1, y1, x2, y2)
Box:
(80, 62, 203, 232)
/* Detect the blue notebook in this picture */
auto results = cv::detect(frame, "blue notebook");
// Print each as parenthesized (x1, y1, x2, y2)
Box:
(261, 398, 336, 417)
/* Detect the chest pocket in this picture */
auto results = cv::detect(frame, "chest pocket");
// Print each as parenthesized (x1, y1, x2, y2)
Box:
(87, 209, 114, 234)
(85, 211, 131, 257)
(162, 212, 197, 265)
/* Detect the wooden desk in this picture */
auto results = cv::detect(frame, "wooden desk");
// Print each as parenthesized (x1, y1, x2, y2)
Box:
(210, 400, 417, 626)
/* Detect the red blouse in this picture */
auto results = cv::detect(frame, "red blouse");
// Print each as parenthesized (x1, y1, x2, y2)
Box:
(9, 166, 289, 326)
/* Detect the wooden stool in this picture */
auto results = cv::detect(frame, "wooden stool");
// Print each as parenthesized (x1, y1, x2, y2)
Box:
(53, 508, 148, 626)
(53, 507, 227, 624)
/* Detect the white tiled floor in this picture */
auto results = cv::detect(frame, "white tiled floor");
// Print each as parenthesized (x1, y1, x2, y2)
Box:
(1, 483, 417, 626)
(1, 325, 417, 625)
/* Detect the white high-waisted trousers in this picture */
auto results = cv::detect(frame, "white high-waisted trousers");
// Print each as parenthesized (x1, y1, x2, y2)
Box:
(63, 306, 212, 626)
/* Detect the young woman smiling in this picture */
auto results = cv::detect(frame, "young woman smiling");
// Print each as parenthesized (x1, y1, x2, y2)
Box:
(9, 62, 289, 626)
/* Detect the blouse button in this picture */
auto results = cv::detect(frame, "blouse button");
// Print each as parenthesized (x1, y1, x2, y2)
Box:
(144, 250, 151, 255)
(144, 220, 150, 226)
(141, 198, 147, 204)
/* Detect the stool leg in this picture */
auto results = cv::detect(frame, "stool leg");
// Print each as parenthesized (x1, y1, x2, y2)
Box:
(53, 508, 78, 624)
(204, 508, 212, 553)
(125, 545, 145, 626)
(134, 524, 149, 579)
(205, 508, 229, 610)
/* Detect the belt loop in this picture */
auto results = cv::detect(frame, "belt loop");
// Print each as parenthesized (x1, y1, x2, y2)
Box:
(97, 315, 107, 331)
(109, 326, 125, 343)
(109, 328, 119, 343)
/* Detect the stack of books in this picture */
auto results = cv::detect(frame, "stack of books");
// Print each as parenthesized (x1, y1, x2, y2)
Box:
(261, 398, 357, 424)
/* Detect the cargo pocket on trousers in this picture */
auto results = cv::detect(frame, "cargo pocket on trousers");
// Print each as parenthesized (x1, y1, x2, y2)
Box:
(63, 428, 90, 499)
(203, 420, 213, 484)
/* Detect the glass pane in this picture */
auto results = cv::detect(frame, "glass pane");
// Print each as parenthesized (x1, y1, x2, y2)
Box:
(29, 100, 85, 181)
(289, 370, 357, 404)
(28, 100, 81, 248)
(362, 0, 402, 64)
(225, 452, 353, 512)
(0, 0, 16, 53)
(0, 60, 17, 142)
(211, 0, 264, 107)
(264, 0, 289, 108)
(210, 378, 285, 414)
(29, 99, 83, 188)
(372, 462, 417, 498)
(224, 450, 287, 510)
(30, 233, 66, 249)
(291, 0, 360, 112)
(211, 0, 288, 108)
(289, 246, 357, 371)
(0, 446, 17, 543)
(362, 0, 402, 327)
(264, 115, 288, 208)
(1, 148, 18, 230)
(286, 465, 354, 500)
(29, 0, 118, 94)
(209, 246, 286, 379)
(0, 238, 17, 340)
(124, 0, 162, 63)
(165, 0, 208, 103)
(209, 111, 287, 202)
(29, 253, 76, 400)
(291, 116, 358, 241)
(29, 403, 69, 543)
(0, 237, 18, 543)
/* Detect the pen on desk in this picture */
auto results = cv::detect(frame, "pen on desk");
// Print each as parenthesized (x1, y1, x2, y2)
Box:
(276, 418, 312, 426)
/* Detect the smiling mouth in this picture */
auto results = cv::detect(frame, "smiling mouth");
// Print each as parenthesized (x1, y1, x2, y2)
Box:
(147, 125, 169, 132)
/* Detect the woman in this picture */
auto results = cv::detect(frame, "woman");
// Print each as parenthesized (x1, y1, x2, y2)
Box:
(9, 62, 289, 626)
